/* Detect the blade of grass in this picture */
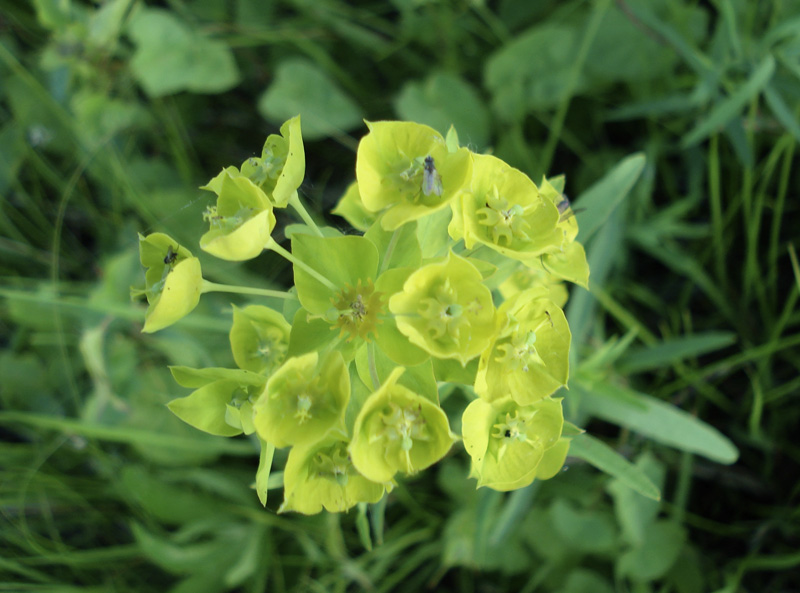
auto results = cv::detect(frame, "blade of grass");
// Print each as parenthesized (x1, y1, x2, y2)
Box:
(682, 54, 775, 147)
(0, 411, 254, 455)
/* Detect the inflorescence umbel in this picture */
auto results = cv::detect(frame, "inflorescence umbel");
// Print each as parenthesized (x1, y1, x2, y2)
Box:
(133, 116, 589, 514)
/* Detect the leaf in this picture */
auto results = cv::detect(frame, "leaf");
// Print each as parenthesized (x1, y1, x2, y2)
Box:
(617, 520, 686, 582)
(550, 499, 617, 553)
(258, 58, 363, 141)
(682, 54, 775, 147)
(577, 380, 739, 464)
(255, 438, 275, 507)
(618, 331, 737, 373)
(395, 72, 490, 149)
(484, 24, 585, 118)
(763, 83, 800, 143)
(568, 433, 661, 500)
(128, 8, 240, 97)
(574, 153, 645, 243)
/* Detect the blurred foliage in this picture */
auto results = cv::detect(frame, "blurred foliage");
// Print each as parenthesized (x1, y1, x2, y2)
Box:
(1, 0, 799, 591)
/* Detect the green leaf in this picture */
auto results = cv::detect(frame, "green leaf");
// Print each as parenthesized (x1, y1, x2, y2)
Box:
(550, 499, 617, 554)
(568, 433, 661, 500)
(394, 72, 490, 149)
(255, 438, 275, 507)
(128, 8, 240, 97)
(682, 54, 775, 147)
(618, 331, 737, 373)
(574, 153, 645, 243)
(763, 83, 800, 143)
(484, 24, 585, 118)
(577, 380, 739, 464)
(617, 520, 686, 582)
(258, 58, 363, 141)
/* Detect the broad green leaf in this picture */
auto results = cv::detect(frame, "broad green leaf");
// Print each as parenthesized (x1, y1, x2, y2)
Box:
(607, 451, 665, 545)
(617, 520, 686, 581)
(550, 499, 617, 553)
(169, 366, 267, 389)
(618, 331, 737, 373)
(128, 8, 240, 97)
(484, 24, 585, 117)
(682, 54, 775, 147)
(568, 433, 661, 500)
(258, 58, 363, 140)
(577, 380, 739, 464)
(395, 72, 490, 149)
(574, 153, 645, 243)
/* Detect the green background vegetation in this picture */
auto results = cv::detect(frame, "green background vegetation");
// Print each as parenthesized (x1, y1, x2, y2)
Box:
(1, 0, 798, 591)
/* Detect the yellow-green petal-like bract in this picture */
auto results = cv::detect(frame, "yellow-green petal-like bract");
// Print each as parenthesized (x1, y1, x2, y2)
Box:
(279, 434, 386, 514)
(252, 351, 349, 448)
(356, 120, 472, 230)
(137, 233, 203, 333)
(350, 367, 455, 483)
(475, 289, 571, 405)
(200, 171, 276, 261)
(389, 252, 495, 365)
(449, 153, 562, 261)
(462, 396, 564, 491)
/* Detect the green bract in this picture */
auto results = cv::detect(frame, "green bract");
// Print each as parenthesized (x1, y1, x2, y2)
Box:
(136, 233, 202, 333)
(230, 305, 291, 375)
(166, 368, 267, 437)
(389, 252, 495, 365)
(252, 351, 349, 448)
(240, 114, 305, 208)
(449, 154, 562, 261)
(350, 367, 455, 483)
(475, 289, 571, 405)
(279, 434, 386, 514)
(200, 170, 276, 261)
(462, 396, 564, 491)
(331, 182, 376, 232)
(356, 121, 473, 230)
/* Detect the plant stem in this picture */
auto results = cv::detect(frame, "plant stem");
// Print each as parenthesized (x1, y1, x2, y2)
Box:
(265, 238, 338, 291)
(288, 191, 324, 237)
(201, 280, 297, 299)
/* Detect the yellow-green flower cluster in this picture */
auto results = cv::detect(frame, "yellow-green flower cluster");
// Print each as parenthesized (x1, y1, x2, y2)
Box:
(136, 117, 588, 514)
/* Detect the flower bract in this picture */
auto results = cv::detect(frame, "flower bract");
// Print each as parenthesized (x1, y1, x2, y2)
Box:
(279, 434, 386, 514)
(462, 396, 564, 491)
(200, 170, 276, 261)
(350, 367, 455, 483)
(136, 233, 202, 333)
(475, 289, 571, 405)
(388, 251, 495, 365)
(356, 121, 472, 230)
(252, 351, 349, 448)
(230, 305, 291, 375)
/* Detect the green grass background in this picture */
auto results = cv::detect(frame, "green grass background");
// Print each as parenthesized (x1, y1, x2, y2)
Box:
(1, 0, 799, 591)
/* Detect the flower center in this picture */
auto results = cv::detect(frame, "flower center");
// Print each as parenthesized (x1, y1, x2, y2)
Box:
(331, 279, 384, 341)
(476, 186, 532, 246)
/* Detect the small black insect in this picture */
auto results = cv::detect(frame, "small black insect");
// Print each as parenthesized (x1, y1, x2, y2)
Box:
(164, 245, 178, 265)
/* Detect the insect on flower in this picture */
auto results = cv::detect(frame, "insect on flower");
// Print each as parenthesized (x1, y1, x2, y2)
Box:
(163, 245, 178, 265)
(422, 155, 443, 197)
(556, 194, 584, 222)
